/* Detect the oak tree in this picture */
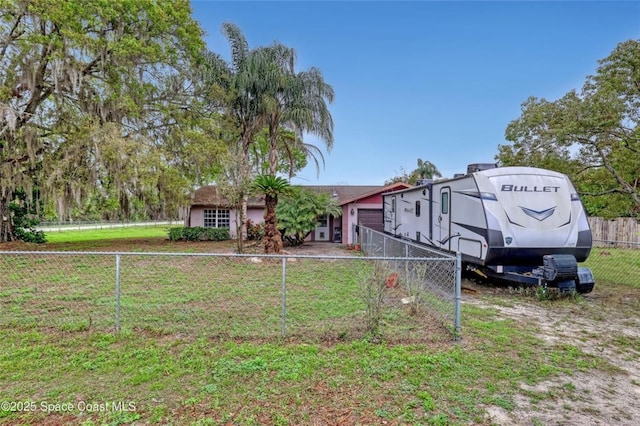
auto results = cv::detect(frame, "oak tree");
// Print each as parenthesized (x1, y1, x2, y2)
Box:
(0, 0, 204, 241)
(499, 40, 640, 217)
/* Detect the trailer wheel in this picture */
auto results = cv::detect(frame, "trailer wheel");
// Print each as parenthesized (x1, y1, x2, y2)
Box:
(576, 282, 595, 294)
(577, 267, 595, 294)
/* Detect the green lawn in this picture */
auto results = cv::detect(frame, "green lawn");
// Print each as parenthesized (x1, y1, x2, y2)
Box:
(44, 226, 171, 244)
(582, 247, 640, 288)
(0, 235, 638, 425)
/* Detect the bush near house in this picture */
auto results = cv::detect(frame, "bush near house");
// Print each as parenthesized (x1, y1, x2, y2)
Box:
(277, 187, 341, 246)
(246, 219, 265, 241)
(168, 227, 230, 242)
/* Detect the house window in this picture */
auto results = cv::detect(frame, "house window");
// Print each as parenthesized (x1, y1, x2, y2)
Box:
(415, 201, 421, 217)
(203, 209, 230, 228)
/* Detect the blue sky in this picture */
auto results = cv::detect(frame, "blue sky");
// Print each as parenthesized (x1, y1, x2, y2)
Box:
(190, 1, 640, 185)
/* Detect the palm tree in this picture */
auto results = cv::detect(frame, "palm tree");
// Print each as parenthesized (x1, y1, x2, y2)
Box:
(201, 23, 273, 252)
(201, 23, 333, 251)
(258, 46, 335, 176)
(413, 159, 442, 181)
(254, 47, 334, 250)
(248, 127, 322, 178)
(252, 175, 291, 254)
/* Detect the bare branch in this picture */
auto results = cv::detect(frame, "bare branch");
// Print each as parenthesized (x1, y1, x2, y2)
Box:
(0, 10, 26, 58)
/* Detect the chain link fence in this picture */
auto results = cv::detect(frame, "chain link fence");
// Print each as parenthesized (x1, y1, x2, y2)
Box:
(353, 227, 640, 322)
(354, 226, 461, 336)
(0, 250, 458, 342)
(3, 236, 632, 343)
(585, 239, 640, 287)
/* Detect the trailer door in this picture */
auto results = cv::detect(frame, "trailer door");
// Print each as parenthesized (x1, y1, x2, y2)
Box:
(385, 196, 396, 234)
(438, 187, 451, 251)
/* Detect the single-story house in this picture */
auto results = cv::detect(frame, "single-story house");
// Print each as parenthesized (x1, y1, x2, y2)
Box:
(186, 182, 412, 245)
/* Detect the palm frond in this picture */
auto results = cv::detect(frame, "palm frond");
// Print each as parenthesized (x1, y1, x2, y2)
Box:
(221, 22, 249, 71)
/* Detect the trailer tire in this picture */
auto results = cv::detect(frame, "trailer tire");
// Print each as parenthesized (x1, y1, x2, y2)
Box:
(577, 282, 595, 294)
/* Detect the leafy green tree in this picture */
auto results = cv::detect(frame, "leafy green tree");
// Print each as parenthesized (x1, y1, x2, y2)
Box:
(385, 158, 442, 185)
(0, 0, 204, 241)
(276, 187, 341, 247)
(252, 175, 291, 253)
(215, 149, 252, 253)
(499, 39, 640, 217)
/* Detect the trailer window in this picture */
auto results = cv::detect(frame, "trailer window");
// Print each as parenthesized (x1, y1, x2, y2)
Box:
(391, 197, 396, 213)
(415, 200, 421, 217)
(441, 192, 449, 214)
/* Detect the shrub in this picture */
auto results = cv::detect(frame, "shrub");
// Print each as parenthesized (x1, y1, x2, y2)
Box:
(9, 192, 47, 243)
(168, 227, 230, 242)
(14, 227, 47, 244)
(246, 219, 264, 241)
(168, 227, 182, 241)
(359, 261, 389, 343)
(277, 187, 341, 247)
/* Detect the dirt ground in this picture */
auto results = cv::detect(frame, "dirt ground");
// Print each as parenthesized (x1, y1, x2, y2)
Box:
(288, 243, 640, 425)
(463, 280, 640, 426)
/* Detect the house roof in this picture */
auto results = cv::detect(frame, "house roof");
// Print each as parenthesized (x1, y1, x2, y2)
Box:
(304, 183, 412, 206)
(191, 183, 413, 209)
(191, 186, 265, 208)
(341, 182, 413, 205)
(303, 186, 381, 205)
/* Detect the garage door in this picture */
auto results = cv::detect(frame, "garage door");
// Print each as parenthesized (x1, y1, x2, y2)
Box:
(358, 209, 383, 232)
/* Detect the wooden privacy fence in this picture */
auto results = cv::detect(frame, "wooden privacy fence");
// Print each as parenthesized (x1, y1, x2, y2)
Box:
(588, 217, 640, 247)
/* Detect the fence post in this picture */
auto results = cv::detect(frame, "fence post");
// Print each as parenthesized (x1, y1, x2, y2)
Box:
(115, 253, 121, 334)
(454, 252, 462, 339)
(405, 244, 409, 279)
(383, 233, 387, 257)
(281, 256, 287, 337)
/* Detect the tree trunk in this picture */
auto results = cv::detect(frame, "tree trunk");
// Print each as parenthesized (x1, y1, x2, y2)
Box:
(240, 196, 249, 252)
(0, 193, 15, 242)
(263, 194, 282, 254)
(268, 122, 278, 176)
(235, 200, 245, 254)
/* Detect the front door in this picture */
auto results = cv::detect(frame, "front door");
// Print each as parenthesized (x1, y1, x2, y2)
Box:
(437, 187, 451, 250)
(315, 215, 330, 241)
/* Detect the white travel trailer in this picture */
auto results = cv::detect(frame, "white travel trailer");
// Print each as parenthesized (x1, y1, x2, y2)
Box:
(382, 164, 595, 293)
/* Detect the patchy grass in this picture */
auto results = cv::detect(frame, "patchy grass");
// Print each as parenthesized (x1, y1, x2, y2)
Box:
(0, 237, 637, 425)
(0, 318, 608, 425)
